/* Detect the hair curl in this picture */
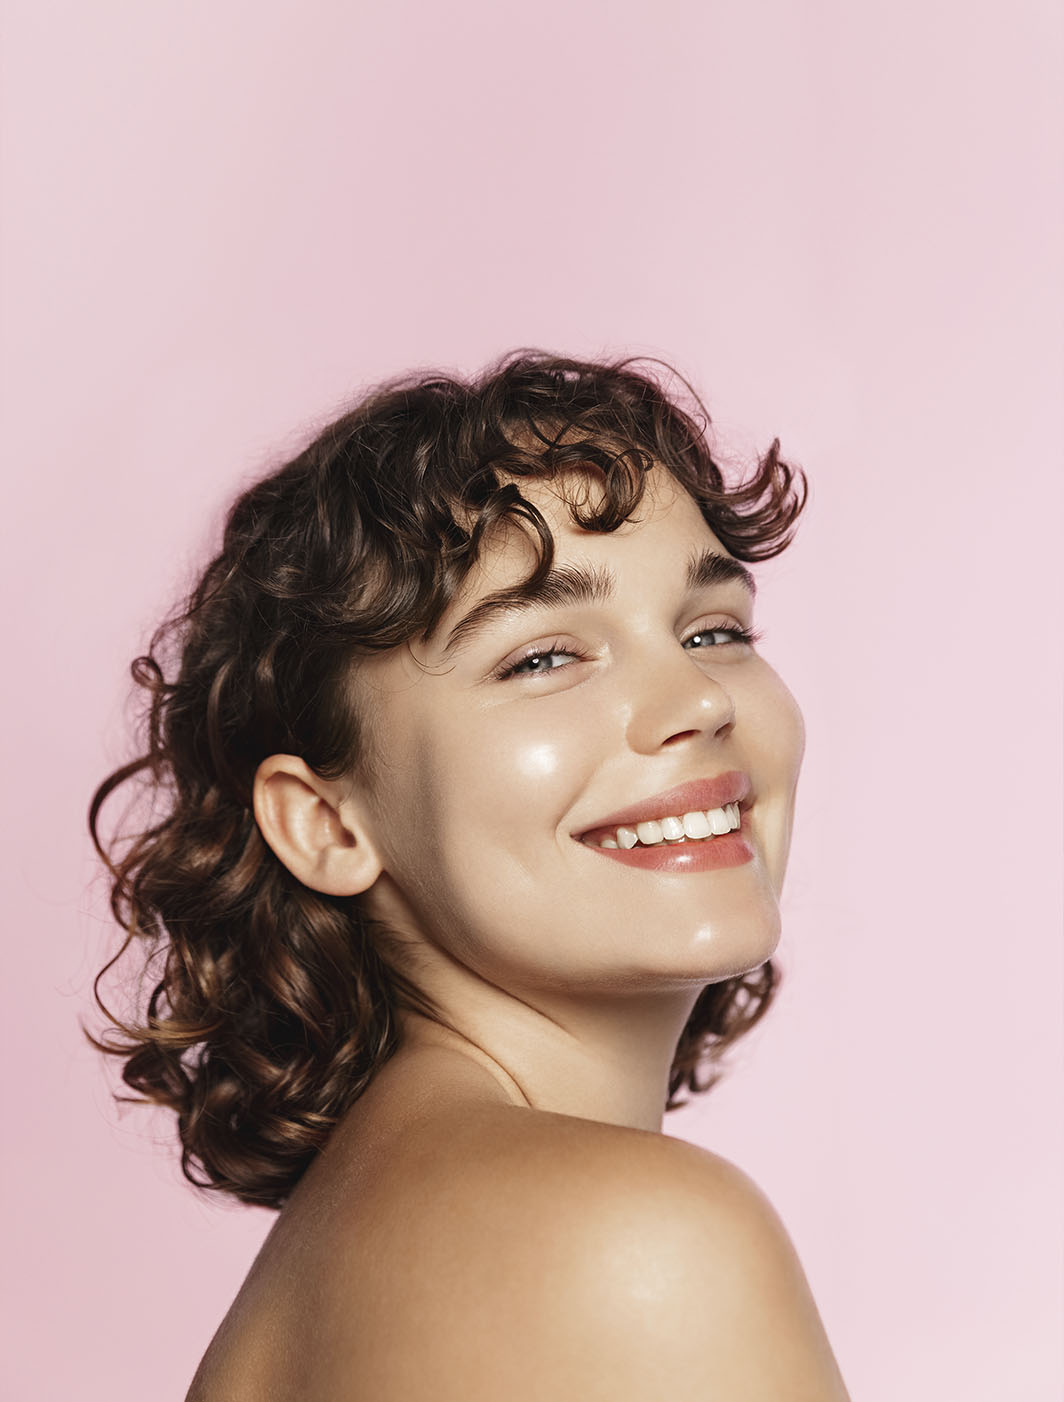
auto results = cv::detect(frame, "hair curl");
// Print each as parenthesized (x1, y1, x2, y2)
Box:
(89, 350, 805, 1209)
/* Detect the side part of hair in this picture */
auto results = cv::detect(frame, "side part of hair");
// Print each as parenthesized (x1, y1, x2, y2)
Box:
(89, 350, 805, 1208)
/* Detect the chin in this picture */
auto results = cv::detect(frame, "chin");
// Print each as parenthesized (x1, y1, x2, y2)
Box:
(679, 891, 782, 984)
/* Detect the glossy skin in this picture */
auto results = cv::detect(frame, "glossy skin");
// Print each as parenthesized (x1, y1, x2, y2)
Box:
(190, 470, 850, 1400)
(187, 1051, 850, 1401)
(354, 467, 805, 1130)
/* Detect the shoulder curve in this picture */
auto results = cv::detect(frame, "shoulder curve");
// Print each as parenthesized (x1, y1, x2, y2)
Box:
(427, 1112, 851, 1401)
(404, 1094, 769, 1220)
(426, 1098, 769, 1217)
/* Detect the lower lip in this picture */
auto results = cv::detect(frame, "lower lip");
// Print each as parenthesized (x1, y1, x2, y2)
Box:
(577, 828, 754, 872)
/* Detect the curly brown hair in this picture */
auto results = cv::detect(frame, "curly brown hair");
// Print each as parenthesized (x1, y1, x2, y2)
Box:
(88, 350, 806, 1209)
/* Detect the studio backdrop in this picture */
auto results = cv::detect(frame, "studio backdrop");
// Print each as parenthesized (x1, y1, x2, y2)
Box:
(2, 2, 1061, 1399)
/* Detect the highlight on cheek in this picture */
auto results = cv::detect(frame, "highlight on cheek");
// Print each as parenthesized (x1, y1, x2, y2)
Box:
(512, 741, 564, 779)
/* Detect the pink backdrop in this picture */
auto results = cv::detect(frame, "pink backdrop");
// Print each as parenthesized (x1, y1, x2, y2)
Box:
(3, 2, 1061, 1397)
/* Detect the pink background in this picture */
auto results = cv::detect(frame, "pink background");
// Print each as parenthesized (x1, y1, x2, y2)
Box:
(3, 2, 1061, 1397)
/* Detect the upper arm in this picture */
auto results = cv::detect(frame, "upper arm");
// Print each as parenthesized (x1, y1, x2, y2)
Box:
(504, 1138, 851, 1402)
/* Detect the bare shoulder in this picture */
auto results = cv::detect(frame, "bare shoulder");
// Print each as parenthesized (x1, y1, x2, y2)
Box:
(188, 1090, 850, 1401)
(417, 1108, 852, 1401)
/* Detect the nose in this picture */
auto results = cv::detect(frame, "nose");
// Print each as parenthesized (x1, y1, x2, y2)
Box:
(623, 644, 736, 755)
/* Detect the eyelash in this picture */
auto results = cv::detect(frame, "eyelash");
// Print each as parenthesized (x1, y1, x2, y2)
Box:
(493, 625, 764, 681)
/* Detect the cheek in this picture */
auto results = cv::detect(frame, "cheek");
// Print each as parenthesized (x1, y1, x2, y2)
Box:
(742, 663, 804, 889)
(778, 680, 806, 782)
(748, 663, 805, 783)
(385, 702, 592, 885)
(377, 709, 596, 970)
(449, 707, 587, 833)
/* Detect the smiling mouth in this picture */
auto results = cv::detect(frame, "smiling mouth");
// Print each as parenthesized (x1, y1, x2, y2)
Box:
(580, 802, 742, 850)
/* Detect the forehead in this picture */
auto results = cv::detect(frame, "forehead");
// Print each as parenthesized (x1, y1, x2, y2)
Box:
(461, 467, 725, 596)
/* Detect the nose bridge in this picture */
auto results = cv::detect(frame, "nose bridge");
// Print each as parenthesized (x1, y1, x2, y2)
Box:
(623, 635, 735, 754)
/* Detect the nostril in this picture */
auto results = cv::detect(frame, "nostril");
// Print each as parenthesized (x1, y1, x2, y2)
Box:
(662, 730, 700, 745)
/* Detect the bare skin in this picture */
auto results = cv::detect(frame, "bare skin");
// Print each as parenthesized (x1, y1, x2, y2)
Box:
(187, 1031, 850, 1401)
(188, 471, 850, 1398)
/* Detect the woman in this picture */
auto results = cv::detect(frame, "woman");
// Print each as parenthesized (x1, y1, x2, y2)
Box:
(90, 351, 851, 1400)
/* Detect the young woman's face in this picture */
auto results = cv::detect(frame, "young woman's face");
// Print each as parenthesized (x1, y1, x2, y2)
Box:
(356, 470, 805, 1000)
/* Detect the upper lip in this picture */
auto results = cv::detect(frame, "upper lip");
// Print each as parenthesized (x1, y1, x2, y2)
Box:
(573, 770, 752, 838)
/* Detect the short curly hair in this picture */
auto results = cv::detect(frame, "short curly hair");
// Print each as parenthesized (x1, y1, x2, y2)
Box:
(88, 350, 806, 1209)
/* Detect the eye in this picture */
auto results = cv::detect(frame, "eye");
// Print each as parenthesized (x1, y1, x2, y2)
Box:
(494, 642, 587, 680)
(683, 624, 762, 651)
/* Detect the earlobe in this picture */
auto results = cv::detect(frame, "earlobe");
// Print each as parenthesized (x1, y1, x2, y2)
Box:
(252, 755, 383, 897)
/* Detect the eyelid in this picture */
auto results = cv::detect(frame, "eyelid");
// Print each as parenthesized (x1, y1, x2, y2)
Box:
(490, 635, 587, 681)
(680, 612, 763, 648)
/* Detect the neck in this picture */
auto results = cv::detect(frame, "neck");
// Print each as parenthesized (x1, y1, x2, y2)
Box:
(396, 971, 701, 1134)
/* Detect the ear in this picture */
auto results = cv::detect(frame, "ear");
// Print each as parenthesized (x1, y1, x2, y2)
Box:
(252, 754, 383, 897)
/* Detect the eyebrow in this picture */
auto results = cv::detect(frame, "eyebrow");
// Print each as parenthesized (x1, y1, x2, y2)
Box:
(441, 548, 756, 658)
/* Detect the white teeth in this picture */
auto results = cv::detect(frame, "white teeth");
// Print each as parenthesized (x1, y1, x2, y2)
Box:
(592, 802, 745, 849)
(681, 810, 711, 839)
